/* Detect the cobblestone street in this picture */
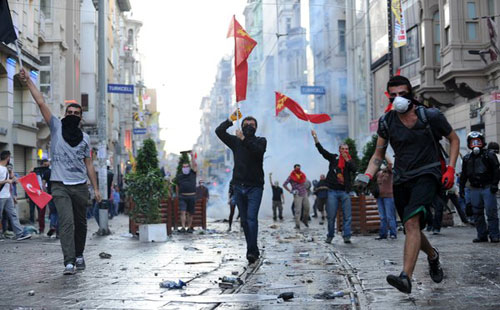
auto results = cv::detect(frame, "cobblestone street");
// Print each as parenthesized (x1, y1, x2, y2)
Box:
(1, 213, 499, 309)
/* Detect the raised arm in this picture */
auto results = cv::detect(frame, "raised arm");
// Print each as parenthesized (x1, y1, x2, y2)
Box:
(190, 152, 198, 173)
(19, 68, 52, 124)
(215, 119, 237, 149)
(269, 173, 273, 186)
(311, 130, 335, 161)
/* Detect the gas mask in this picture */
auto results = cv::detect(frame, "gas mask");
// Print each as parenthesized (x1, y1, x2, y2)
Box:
(242, 125, 256, 138)
(182, 167, 191, 175)
(470, 139, 483, 155)
(393, 96, 413, 114)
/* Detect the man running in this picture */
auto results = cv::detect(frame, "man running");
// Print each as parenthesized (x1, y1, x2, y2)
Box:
(21, 68, 101, 275)
(216, 111, 266, 264)
(355, 75, 459, 293)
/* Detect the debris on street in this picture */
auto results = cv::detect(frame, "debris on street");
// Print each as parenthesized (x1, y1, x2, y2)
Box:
(159, 280, 186, 289)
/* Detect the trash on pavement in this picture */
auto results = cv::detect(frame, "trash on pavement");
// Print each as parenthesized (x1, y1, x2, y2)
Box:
(218, 282, 235, 289)
(231, 271, 239, 275)
(220, 276, 243, 285)
(183, 246, 200, 251)
(99, 252, 112, 259)
(277, 292, 294, 301)
(184, 261, 214, 265)
(28, 290, 35, 296)
(313, 290, 350, 300)
(383, 259, 397, 265)
(171, 294, 276, 303)
(299, 252, 309, 257)
(120, 233, 133, 238)
(159, 280, 186, 289)
(269, 224, 278, 229)
(23, 226, 39, 235)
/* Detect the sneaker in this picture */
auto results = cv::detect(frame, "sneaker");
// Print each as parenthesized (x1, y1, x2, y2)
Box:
(319, 221, 324, 225)
(75, 256, 86, 270)
(473, 237, 488, 243)
(16, 234, 31, 241)
(47, 228, 55, 237)
(304, 222, 309, 228)
(390, 235, 397, 240)
(325, 236, 333, 244)
(375, 236, 387, 240)
(295, 225, 300, 230)
(187, 228, 194, 234)
(279, 217, 283, 220)
(178, 228, 186, 233)
(428, 248, 444, 283)
(432, 229, 440, 235)
(247, 253, 258, 264)
(312, 214, 318, 218)
(387, 271, 412, 294)
(273, 217, 277, 221)
(63, 264, 76, 275)
(343, 236, 351, 244)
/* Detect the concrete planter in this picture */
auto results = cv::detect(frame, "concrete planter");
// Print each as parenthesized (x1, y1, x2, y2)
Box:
(139, 223, 168, 242)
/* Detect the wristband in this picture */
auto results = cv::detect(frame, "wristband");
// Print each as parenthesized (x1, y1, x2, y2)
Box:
(365, 173, 373, 180)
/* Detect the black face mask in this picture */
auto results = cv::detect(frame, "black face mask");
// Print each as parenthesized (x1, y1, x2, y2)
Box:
(242, 125, 256, 137)
(61, 115, 83, 147)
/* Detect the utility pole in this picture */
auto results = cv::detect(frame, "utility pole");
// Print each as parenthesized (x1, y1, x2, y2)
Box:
(97, 0, 110, 235)
(387, 0, 394, 78)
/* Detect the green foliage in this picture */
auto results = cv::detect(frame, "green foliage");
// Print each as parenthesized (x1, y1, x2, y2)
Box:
(125, 139, 166, 224)
(343, 137, 360, 189)
(359, 135, 378, 173)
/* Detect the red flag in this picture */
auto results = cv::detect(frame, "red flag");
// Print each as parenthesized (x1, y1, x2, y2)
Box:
(227, 16, 257, 102)
(18, 173, 52, 209)
(275, 92, 331, 124)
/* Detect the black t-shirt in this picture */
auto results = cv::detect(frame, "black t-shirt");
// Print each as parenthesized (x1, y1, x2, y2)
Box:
(377, 108, 452, 184)
(271, 185, 283, 201)
(34, 166, 52, 194)
(176, 170, 197, 194)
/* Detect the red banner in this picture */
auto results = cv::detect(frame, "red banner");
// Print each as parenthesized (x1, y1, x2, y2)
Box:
(18, 173, 52, 209)
(275, 92, 331, 124)
(227, 16, 257, 102)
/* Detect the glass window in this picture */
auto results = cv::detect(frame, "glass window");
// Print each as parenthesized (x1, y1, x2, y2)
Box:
(40, 0, 51, 19)
(339, 78, 347, 112)
(489, 0, 495, 19)
(433, 11, 441, 64)
(467, 22, 478, 40)
(39, 56, 51, 98)
(40, 56, 50, 66)
(338, 20, 346, 54)
(400, 26, 419, 65)
(467, 2, 477, 19)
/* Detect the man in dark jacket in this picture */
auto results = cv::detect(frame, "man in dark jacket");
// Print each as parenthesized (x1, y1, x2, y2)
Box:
(460, 131, 499, 243)
(216, 111, 267, 264)
(312, 130, 356, 244)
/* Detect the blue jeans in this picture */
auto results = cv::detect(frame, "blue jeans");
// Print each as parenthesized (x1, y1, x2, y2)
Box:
(233, 185, 263, 258)
(470, 187, 499, 239)
(48, 200, 58, 230)
(377, 197, 397, 237)
(326, 190, 351, 238)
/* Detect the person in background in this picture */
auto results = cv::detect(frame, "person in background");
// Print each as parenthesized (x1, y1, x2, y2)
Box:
(196, 179, 210, 203)
(112, 185, 120, 217)
(283, 164, 310, 230)
(175, 152, 198, 233)
(269, 173, 284, 221)
(375, 162, 397, 240)
(312, 175, 328, 225)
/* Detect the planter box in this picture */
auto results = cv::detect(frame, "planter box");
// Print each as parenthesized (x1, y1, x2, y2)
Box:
(129, 198, 173, 236)
(139, 223, 168, 242)
(337, 195, 381, 235)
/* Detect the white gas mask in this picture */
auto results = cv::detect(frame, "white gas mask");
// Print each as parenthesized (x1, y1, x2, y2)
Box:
(393, 96, 412, 114)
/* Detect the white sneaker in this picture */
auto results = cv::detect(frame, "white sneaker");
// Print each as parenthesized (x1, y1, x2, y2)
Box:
(16, 234, 32, 241)
(63, 264, 76, 275)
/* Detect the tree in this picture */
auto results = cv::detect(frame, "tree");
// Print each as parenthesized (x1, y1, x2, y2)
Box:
(125, 139, 165, 224)
(343, 137, 360, 188)
(359, 135, 378, 173)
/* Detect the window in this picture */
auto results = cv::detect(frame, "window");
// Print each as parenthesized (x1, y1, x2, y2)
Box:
(339, 78, 347, 112)
(39, 56, 51, 98)
(400, 26, 419, 65)
(488, 0, 495, 19)
(40, 0, 51, 19)
(81, 94, 89, 112)
(433, 11, 441, 64)
(466, 2, 479, 41)
(286, 18, 291, 33)
(338, 20, 346, 54)
(443, 0, 450, 45)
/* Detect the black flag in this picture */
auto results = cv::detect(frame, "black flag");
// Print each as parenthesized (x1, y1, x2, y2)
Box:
(0, 0, 17, 44)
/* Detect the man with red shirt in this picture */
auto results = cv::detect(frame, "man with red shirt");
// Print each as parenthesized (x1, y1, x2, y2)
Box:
(283, 164, 310, 230)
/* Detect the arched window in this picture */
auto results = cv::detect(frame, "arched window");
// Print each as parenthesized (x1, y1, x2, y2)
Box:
(433, 11, 441, 64)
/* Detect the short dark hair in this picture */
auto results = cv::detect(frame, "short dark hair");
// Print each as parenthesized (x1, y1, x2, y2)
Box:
(242, 116, 258, 128)
(65, 103, 83, 115)
(294, 164, 301, 168)
(41, 159, 49, 164)
(0, 151, 11, 161)
(387, 75, 413, 94)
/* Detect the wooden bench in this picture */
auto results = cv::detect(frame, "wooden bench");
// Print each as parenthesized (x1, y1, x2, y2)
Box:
(172, 198, 207, 230)
(129, 198, 173, 236)
(336, 195, 381, 235)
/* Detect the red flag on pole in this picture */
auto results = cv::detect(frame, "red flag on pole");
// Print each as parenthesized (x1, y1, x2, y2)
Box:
(275, 92, 331, 124)
(18, 173, 52, 209)
(227, 16, 257, 102)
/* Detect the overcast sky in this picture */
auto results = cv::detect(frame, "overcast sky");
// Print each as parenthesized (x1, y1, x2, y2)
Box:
(129, 0, 247, 155)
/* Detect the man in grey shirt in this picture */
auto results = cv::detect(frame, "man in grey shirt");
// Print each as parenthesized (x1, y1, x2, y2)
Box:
(21, 68, 102, 275)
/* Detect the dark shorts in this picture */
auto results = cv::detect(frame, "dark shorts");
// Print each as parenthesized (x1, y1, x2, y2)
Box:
(315, 197, 327, 211)
(179, 195, 196, 214)
(393, 174, 439, 229)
